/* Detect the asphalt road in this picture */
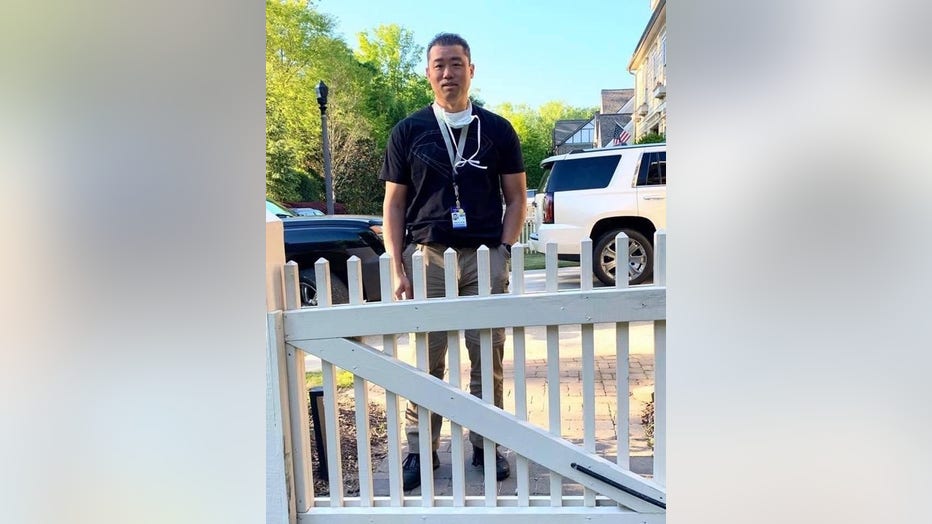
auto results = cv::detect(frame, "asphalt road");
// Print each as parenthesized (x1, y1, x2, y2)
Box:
(520, 266, 653, 292)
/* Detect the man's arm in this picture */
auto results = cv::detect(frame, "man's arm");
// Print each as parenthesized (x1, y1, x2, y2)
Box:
(500, 171, 528, 246)
(382, 181, 412, 300)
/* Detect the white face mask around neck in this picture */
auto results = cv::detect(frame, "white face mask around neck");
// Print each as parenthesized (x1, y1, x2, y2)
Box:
(432, 102, 486, 171)
(434, 101, 475, 129)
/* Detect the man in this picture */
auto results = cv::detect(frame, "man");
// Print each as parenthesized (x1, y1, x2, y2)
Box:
(379, 32, 527, 491)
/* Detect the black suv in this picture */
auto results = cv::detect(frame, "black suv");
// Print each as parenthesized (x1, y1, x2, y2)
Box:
(268, 200, 384, 305)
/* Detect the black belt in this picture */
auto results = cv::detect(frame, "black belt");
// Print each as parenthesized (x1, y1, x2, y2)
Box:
(417, 241, 501, 250)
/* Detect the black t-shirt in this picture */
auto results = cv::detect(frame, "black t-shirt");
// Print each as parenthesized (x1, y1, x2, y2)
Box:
(379, 104, 525, 247)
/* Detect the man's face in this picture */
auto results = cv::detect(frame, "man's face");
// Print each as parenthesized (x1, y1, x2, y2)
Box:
(426, 44, 474, 108)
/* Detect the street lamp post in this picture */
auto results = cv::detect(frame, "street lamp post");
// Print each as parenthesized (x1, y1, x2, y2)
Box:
(315, 80, 334, 215)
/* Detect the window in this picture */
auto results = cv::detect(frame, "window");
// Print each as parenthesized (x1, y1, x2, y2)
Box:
(543, 155, 621, 192)
(661, 32, 666, 66)
(639, 69, 648, 104)
(266, 199, 296, 217)
(652, 34, 665, 84)
(566, 122, 594, 144)
(636, 151, 666, 186)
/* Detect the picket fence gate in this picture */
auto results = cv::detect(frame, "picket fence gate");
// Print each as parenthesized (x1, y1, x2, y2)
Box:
(267, 231, 667, 524)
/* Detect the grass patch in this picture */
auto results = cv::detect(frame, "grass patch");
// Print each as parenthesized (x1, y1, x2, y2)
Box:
(521, 250, 579, 271)
(306, 369, 355, 389)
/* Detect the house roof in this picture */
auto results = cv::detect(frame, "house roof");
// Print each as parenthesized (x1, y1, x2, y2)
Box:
(628, 0, 666, 72)
(600, 89, 635, 114)
(596, 113, 633, 147)
(553, 119, 592, 146)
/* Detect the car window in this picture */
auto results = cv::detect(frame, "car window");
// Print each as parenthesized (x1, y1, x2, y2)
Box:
(266, 199, 296, 217)
(636, 151, 666, 186)
(542, 155, 621, 192)
(537, 165, 553, 192)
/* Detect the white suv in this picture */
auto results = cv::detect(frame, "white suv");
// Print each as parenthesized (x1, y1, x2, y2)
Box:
(529, 143, 666, 285)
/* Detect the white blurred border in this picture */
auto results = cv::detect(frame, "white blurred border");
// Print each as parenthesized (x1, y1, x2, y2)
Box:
(1, 2, 265, 523)
(4, 1, 932, 523)
(671, 1, 932, 523)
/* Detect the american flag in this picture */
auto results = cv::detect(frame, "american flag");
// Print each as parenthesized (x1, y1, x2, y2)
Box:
(612, 124, 630, 146)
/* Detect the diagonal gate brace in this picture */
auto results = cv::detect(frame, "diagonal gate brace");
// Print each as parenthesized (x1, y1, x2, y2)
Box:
(290, 336, 666, 513)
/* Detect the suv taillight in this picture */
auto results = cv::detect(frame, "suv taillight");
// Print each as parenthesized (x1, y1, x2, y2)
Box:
(542, 192, 554, 224)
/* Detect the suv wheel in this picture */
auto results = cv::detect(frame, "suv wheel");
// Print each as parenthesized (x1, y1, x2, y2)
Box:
(593, 229, 654, 286)
(299, 269, 350, 306)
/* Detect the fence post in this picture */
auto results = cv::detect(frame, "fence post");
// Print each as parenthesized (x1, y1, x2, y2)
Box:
(615, 232, 631, 475)
(544, 241, 563, 504)
(283, 262, 314, 511)
(266, 211, 295, 524)
(653, 229, 666, 486)
(314, 258, 345, 507)
(378, 253, 404, 505)
(443, 248, 467, 506)
(654, 229, 667, 288)
(615, 231, 630, 288)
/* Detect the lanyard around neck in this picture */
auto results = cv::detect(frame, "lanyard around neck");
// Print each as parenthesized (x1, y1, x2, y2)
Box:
(433, 109, 470, 174)
(433, 106, 471, 208)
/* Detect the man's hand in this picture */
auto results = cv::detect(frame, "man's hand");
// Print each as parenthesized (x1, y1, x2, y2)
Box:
(383, 181, 410, 300)
(394, 273, 413, 300)
(500, 171, 528, 245)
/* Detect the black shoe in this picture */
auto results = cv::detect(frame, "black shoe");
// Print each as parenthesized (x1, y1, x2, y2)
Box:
(471, 445, 510, 481)
(401, 451, 440, 491)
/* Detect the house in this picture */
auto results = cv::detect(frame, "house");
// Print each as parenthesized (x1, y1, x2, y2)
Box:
(551, 89, 635, 155)
(552, 118, 594, 155)
(628, 0, 666, 140)
(595, 88, 634, 147)
(549, 1, 664, 153)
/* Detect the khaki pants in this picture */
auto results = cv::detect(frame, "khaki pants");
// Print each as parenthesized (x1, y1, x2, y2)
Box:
(403, 243, 509, 452)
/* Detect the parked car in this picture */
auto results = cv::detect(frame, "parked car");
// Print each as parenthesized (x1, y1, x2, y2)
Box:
(529, 143, 665, 285)
(267, 198, 295, 218)
(291, 207, 324, 216)
(267, 199, 384, 305)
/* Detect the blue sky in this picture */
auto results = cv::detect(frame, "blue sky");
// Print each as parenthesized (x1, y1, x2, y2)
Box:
(316, 0, 654, 110)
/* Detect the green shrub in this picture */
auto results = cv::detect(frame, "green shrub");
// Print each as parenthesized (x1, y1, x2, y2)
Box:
(635, 132, 665, 144)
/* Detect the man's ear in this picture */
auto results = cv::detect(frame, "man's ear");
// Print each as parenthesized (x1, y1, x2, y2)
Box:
(469, 63, 475, 78)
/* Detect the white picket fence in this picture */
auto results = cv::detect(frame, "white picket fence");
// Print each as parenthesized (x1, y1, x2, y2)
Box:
(518, 215, 535, 245)
(267, 231, 667, 523)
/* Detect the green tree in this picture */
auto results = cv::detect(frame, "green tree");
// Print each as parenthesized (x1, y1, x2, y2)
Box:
(355, 24, 432, 147)
(494, 101, 596, 189)
(266, 0, 377, 207)
(266, 0, 328, 201)
(267, 1, 610, 215)
(330, 131, 384, 215)
(266, 104, 308, 202)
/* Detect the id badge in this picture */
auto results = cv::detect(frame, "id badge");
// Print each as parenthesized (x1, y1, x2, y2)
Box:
(450, 206, 468, 229)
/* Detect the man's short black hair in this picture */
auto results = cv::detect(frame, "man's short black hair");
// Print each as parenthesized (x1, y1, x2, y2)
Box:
(426, 32, 471, 62)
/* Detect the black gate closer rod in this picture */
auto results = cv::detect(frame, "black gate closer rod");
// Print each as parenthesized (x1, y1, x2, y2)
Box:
(570, 462, 666, 509)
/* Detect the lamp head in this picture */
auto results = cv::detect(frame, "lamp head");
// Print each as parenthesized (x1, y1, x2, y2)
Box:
(315, 81, 328, 105)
